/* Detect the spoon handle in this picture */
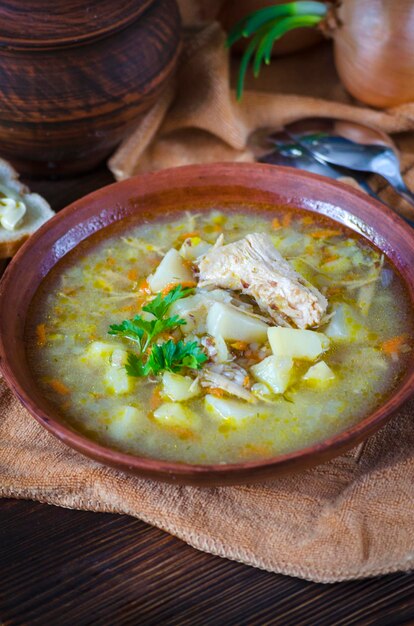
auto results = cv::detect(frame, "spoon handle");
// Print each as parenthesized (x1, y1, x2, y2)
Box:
(285, 130, 414, 225)
(392, 181, 414, 209)
(379, 171, 414, 223)
(339, 176, 414, 228)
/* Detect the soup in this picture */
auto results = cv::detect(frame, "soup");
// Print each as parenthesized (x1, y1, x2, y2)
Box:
(26, 207, 413, 464)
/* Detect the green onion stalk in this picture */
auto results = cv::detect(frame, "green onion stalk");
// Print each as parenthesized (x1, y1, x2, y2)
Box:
(227, 1, 328, 100)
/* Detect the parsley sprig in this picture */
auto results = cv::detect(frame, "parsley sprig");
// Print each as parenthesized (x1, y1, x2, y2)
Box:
(126, 340, 207, 377)
(108, 284, 207, 377)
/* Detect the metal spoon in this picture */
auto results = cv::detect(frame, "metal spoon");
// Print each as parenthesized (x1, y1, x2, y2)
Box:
(260, 130, 383, 201)
(284, 117, 414, 222)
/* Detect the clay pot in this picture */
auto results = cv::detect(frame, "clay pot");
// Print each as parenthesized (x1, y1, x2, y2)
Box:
(0, 0, 181, 177)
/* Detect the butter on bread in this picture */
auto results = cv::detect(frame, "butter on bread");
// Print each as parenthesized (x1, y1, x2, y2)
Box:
(0, 158, 54, 258)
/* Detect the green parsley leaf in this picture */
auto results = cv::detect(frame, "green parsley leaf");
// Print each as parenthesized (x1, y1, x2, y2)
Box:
(109, 312, 185, 351)
(125, 340, 207, 377)
(143, 284, 194, 319)
(147, 339, 208, 374)
(125, 352, 149, 377)
(108, 319, 144, 346)
(108, 285, 206, 378)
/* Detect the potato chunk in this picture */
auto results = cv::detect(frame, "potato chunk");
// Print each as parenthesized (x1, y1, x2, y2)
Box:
(162, 372, 200, 401)
(325, 303, 368, 343)
(104, 367, 133, 395)
(107, 406, 143, 440)
(169, 290, 233, 335)
(251, 356, 293, 394)
(213, 334, 230, 363)
(168, 294, 206, 334)
(81, 341, 117, 364)
(110, 348, 128, 368)
(147, 248, 194, 293)
(268, 327, 329, 360)
(153, 403, 200, 429)
(303, 361, 335, 385)
(205, 395, 262, 421)
(179, 237, 211, 261)
(206, 302, 268, 343)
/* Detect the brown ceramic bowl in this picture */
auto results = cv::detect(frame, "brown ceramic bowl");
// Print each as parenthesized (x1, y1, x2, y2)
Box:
(1, 164, 414, 485)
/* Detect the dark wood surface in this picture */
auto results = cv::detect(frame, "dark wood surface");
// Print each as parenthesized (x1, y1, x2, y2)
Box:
(1, 165, 413, 625)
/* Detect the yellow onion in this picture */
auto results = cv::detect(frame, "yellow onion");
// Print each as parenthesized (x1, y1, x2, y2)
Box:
(333, 0, 414, 107)
(229, 0, 414, 107)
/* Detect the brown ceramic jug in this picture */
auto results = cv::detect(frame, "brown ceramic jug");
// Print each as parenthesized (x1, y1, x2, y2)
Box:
(0, 0, 181, 177)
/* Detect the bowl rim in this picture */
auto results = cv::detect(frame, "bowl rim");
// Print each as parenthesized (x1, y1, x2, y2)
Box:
(1, 162, 414, 482)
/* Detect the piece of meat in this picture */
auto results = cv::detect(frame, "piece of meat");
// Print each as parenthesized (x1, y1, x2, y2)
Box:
(200, 363, 255, 402)
(197, 233, 328, 329)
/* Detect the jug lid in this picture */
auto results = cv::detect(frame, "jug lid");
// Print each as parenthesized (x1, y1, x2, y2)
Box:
(0, 0, 156, 49)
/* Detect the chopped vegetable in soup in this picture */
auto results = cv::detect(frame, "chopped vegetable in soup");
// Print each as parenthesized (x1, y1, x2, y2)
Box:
(26, 208, 413, 464)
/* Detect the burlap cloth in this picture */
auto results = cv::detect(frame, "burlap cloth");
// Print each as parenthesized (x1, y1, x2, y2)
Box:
(2, 19, 414, 583)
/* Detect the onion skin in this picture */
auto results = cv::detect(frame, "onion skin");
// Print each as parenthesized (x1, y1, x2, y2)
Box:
(219, 0, 323, 56)
(333, 0, 414, 107)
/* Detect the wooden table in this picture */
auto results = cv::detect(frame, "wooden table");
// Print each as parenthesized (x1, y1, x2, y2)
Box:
(1, 164, 414, 626)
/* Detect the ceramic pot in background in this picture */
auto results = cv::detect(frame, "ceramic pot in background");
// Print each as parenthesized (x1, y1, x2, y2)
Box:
(0, 0, 181, 178)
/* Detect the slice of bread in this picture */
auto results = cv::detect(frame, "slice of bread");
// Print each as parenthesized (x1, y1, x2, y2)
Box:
(0, 158, 54, 259)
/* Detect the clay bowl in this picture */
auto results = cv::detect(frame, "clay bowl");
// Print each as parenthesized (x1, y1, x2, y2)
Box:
(1, 163, 414, 485)
(0, 0, 181, 177)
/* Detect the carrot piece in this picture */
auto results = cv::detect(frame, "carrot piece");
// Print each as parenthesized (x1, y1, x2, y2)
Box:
(239, 442, 272, 458)
(137, 279, 151, 294)
(120, 303, 135, 312)
(380, 335, 408, 356)
(166, 425, 199, 441)
(149, 387, 162, 411)
(182, 258, 195, 271)
(120, 297, 145, 312)
(301, 215, 315, 225)
(178, 231, 200, 240)
(323, 254, 339, 264)
(48, 379, 70, 395)
(206, 387, 226, 398)
(230, 341, 249, 351)
(205, 223, 222, 233)
(127, 268, 138, 282)
(161, 281, 196, 296)
(271, 217, 281, 230)
(310, 229, 342, 239)
(243, 375, 250, 388)
(282, 212, 292, 227)
(106, 257, 116, 266)
(36, 323, 46, 347)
